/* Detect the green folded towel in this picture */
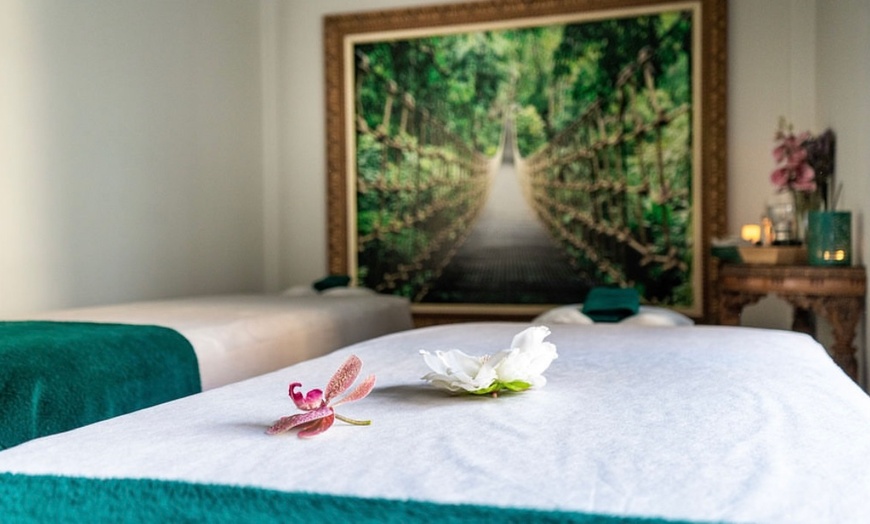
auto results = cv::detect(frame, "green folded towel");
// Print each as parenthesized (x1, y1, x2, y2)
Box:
(312, 275, 351, 291)
(0, 321, 200, 450)
(581, 287, 640, 323)
(711, 245, 741, 263)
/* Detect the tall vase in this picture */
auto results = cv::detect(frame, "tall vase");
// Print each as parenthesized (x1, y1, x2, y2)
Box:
(792, 190, 821, 244)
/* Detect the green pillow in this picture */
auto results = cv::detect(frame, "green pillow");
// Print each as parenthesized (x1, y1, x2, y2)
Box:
(312, 275, 351, 291)
(581, 287, 640, 322)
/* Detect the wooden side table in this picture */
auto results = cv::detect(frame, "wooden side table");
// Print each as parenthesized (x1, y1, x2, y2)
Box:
(718, 264, 867, 382)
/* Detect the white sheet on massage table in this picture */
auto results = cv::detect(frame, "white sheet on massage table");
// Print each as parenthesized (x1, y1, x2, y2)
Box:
(1, 323, 868, 524)
(16, 293, 412, 389)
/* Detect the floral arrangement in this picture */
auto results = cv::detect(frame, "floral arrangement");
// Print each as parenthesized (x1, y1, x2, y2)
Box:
(770, 118, 837, 210)
(419, 325, 558, 396)
(267, 355, 374, 438)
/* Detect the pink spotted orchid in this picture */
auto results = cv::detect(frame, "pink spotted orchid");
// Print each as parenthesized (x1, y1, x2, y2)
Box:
(770, 119, 816, 193)
(267, 355, 375, 438)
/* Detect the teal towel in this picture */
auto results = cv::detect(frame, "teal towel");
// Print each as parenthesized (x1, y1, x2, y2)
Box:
(0, 473, 704, 524)
(312, 274, 351, 291)
(710, 245, 741, 264)
(582, 287, 640, 322)
(0, 321, 200, 450)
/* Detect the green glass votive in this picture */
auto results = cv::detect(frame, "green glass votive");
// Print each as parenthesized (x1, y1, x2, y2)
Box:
(807, 211, 852, 266)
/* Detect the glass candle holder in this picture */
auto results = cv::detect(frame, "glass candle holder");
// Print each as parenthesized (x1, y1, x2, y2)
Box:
(807, 211, 851, 266)
(767, 192, 797, 244)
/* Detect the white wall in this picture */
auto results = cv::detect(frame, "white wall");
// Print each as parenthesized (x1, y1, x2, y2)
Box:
(0, 0, 265, 315)
(728, 0, 869, 387)
(815, 0, 870, 385)
(725, 0, 816, 333)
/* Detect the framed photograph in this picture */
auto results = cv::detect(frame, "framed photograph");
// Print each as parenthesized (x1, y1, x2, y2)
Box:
(325, 0, 727, 323)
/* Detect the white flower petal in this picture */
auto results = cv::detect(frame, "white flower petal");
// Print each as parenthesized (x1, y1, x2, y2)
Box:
(495, 326, 558, 387)
(440, 349, 486, 377)
(420, 327, 557, 393)
(420, 350, 449, 374)
(510, 325, 551, 350)
(420, 348, 496, 392)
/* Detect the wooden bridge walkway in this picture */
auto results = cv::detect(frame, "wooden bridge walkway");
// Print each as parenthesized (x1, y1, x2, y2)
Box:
(422, 146, 593, 305)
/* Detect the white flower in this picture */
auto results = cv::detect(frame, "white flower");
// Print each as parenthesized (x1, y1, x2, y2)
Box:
(420, 326, 558, 395)
(419, 349, 498, 393)
(491, 325, 558, 388)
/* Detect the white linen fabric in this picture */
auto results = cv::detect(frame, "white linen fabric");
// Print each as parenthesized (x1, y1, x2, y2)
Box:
(1, 323, 868, 524)
(534, 304, 694, 326)
(17, 294, 412, 389)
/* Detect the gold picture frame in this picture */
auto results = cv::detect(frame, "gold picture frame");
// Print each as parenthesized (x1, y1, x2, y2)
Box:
(325, 0, 727, 324)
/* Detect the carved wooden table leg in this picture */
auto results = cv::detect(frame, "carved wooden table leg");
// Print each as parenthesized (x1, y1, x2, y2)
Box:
(718, 293, 764, 326)
(782, 293, 862, 382)
(819, 297, 863, 382)
(717, 264, 866, 383)
(791, 307, 816, 337)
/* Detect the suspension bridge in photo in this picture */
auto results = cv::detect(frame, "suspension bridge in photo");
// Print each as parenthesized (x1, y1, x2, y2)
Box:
(353, 41, 692, 306)
(420, 128, 594, 304)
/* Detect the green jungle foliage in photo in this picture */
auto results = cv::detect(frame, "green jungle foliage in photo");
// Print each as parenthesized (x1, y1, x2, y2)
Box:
(354, 10, 694, 307)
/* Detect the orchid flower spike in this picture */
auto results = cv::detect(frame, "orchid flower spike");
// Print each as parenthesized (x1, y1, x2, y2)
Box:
(267, 354, 376, 438)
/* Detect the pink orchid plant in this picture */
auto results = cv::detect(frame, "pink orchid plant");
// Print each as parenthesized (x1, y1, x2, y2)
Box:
(267, 354, 375, 438)
(771, 119, 816, 193)
(770, 119, 837, 210)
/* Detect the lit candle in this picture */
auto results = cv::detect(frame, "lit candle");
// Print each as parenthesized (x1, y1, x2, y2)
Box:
(741, 224, 761, 245)
(823, 250, 847, 262)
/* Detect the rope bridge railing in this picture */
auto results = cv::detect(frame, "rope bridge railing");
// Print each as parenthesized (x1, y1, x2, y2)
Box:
(519, 44, 692, 304)
(354, 52, 491, 300)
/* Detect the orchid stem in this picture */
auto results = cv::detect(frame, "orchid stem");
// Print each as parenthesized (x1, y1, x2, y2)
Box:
(335, 413, 372, 426)
(832, 182, 842, 211)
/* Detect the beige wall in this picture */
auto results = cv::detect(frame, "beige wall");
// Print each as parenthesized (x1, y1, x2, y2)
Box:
(0, 0, 265, 314)
(815, 1, 870, 386)
(727, 0, 869, 387)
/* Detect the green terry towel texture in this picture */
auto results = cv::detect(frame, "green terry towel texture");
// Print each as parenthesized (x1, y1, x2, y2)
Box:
(0, 321, 200, 450)
(582, 287, 640, 322)
(312, 274, 351, 291)
(0, 473, 707, 524)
